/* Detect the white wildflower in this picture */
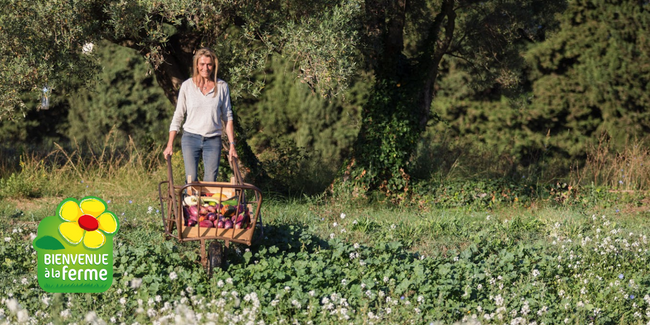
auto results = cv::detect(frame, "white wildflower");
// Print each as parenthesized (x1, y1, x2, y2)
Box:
(7, 299, 19, 313)
(82, 42, 94, 54)
(16, 309, 28, 323)
(494, 294, 504, 306)
(59, 309, 71, 319)
(85, 311, 99, 323)
(131, 278, 142, 289)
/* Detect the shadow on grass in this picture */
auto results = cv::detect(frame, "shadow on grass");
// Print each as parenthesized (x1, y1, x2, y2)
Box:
(220, 222, 331, 269)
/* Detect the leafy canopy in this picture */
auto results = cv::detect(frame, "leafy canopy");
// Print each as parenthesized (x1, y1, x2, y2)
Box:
(0, 0, 362, 118)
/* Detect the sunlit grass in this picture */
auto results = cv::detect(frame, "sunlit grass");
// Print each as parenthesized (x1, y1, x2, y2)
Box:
(2, 132, 650, 324)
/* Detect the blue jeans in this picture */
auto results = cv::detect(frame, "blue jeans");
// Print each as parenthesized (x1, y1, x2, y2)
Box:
(181, 132, 222, 182)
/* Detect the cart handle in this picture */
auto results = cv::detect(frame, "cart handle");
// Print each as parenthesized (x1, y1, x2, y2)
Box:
(165, 155, 178, 231)
(223, 141, 244, 186)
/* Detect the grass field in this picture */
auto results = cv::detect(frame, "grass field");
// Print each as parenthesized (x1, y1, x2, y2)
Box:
(1, 141, 650, 324)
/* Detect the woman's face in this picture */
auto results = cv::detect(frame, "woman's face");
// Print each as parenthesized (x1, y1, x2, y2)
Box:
(197, 55, 214, 79)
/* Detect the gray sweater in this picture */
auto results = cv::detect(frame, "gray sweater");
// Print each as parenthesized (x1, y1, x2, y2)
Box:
(169, 78, 233, 137)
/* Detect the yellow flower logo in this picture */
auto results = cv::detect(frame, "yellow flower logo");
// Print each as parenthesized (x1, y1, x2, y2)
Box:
(57, 197, 118, 249)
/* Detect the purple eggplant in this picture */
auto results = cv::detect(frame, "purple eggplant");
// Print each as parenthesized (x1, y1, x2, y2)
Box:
(199, 220, 214, 228)
(199, 206, 208, 215)
(188, 205, 199, 218)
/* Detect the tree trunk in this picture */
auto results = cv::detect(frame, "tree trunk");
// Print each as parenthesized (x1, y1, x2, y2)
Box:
(338, 0, 456, 196)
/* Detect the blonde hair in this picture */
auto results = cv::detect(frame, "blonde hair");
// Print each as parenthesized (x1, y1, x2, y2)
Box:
(192, 47, 219, 96)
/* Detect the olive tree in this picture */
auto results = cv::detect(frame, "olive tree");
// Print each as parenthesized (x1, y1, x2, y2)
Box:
(0, 0, 565, 192)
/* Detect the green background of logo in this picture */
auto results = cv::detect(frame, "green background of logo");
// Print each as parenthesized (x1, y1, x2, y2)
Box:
(32, 197, 118, 293)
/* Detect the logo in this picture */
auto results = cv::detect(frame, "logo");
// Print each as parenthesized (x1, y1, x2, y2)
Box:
(32, 196, 120, 292)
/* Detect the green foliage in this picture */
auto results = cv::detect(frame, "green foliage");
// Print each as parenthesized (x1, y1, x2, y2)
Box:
(0, 155, 52, 199)
(66, 41, 172, 147)
(334, 0, 567, 196)
(0, 173, 44, 199)
(0, 91, 72, 145)
(1, 0, 571, 197)
(524, 0, 650, 156)
(344, 81, 421, 194)
(242, 57, 365, 165)
(1, 139, 649, 324)
(0, 0, 98, 117)
(275, 0, 363, 98)
(234, 57, 368, 193)
(3, 192, 650, 324)
(432, 0, 650, 161)
(0, 0, 363, 117)
(0, 41, 171, 148)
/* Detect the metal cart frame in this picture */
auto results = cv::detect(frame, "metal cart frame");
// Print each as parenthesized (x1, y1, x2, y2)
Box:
(158, 155, 263, 274)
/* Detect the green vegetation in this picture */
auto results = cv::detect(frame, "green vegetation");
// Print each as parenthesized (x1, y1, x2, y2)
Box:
(1, 140, 649, 324)
(3, 0, 648, 196)
(1, 0, 571, 191)
(430, 0, 650, 160)
(1, 1, 650, 323)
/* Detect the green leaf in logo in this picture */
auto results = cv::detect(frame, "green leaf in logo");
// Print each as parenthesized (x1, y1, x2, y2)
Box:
(34, 236, 65, 250)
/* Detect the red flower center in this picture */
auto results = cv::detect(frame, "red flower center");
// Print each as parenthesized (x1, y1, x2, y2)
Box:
(78, 214, 99, 231)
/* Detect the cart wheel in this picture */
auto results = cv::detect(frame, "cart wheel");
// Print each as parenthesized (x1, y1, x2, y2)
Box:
(253, 213, 264, 243)
(207, 241, 223, 276)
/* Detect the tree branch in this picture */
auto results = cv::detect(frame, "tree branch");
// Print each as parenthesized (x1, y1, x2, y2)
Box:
(417, 0, 456, 129)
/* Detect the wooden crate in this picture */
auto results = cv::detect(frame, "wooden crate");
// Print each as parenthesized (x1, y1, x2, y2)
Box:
(172, 181, 262, 247)
(183, 181, 237, 200)
(179, 225, 255, 246)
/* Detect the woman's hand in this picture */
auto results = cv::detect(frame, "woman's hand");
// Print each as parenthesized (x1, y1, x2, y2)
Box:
(229, 142, 238, 162)
(163, 145, 174, 159)
(164, 131, 177, 159)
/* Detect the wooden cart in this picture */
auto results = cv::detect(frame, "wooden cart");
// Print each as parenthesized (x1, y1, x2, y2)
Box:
(158, 155, 263, 275)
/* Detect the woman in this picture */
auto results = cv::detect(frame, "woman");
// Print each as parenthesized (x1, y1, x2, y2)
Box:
(163, 48, 238, 182)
